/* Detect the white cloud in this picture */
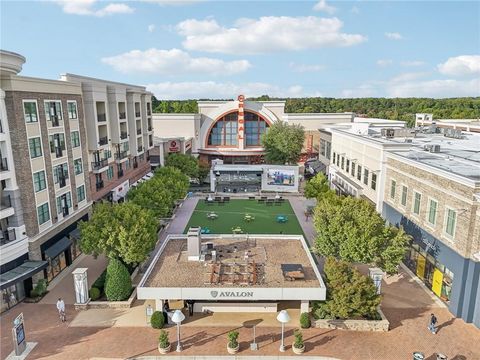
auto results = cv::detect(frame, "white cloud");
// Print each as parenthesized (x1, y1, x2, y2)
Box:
(437, 55, 480, 77)
(400, 60, 426, 67)
(53, 0, 134, 17)
(148, 24, 155, 32)
(387, 78, 480, 98)
(101, 48, 251, 76)
(140, 0, 203, 5)
(341, 84, 377, 98)
(350, 6, 360, 14)
(385, 32, 403, 40)
(313, 0, 336, 14)
(177, 16, 367, 54)
(289, 63, 325, 73)
(146, 81, 319, 100)
(377, 59, 393, 67)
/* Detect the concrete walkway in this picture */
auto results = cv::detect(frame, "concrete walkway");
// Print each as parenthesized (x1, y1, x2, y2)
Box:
(287, 196, 316, 244)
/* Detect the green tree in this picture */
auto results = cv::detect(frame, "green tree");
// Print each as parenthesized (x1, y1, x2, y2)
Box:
(197, 161, 211, 184)
(104, 258, 132, 301)
(79, 202, 157, 265)
(304, 173, 331, 199)
(165, 153, 199, 179)
(261, 120, 305, 164)
(313, 257, 381, 320)
(154, 166, 190, 201)
(313, 195, 410, 274)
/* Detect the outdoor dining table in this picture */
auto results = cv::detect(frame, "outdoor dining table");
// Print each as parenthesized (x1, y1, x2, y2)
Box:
(232, 227, 243, 234)
(244, 214, 255, 222)
(201, 227, 211, 234)
(276, 215, 288, 223)
(207, 212, 218, 220)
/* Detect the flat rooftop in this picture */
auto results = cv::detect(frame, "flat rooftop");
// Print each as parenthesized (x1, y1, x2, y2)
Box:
(144, 237, 321, 289)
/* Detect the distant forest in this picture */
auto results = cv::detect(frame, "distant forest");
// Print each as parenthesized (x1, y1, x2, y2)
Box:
(152, 96, 480, 127)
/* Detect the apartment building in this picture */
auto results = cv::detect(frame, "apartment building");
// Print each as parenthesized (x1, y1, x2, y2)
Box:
(0, 51, 91, 308)
(61, 74, 153, 202)
(382, 133, 480, 327)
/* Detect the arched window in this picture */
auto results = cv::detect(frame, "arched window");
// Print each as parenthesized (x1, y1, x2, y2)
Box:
(208, 112, 238, 146)
(245, 111, 268, 146)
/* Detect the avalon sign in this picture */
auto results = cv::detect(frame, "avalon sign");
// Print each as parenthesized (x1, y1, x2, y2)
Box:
(211, 291, 254, 298)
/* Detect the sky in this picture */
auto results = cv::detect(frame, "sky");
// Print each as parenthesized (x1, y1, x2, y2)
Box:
(1, 0, 479, 100)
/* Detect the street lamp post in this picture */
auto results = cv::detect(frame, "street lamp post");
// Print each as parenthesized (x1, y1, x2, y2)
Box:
(171, 310, 186, 352)
(276, 310, 290, 352)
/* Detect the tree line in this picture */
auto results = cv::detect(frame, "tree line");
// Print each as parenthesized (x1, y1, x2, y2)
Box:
(152, 95, 480, 127)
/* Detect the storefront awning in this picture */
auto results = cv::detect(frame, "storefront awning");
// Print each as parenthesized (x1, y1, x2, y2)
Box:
(69, 228, 80, 240)
(44, 237, 72, 259)
(0, 261, 48, 290)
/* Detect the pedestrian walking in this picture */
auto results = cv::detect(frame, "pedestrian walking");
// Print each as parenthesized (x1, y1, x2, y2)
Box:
(56, 298, 66, 322)
(428, 313, 438, 334)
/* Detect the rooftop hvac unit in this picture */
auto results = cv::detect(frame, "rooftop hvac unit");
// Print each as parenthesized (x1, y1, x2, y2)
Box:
(424, 144, 441, 153)
(444, 128, 463, 139)
(381, 128, 396, 138)
(404, 139, 413, 143)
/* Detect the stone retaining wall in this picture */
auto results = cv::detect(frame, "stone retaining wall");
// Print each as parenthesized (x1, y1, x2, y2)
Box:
(313, 307, 389, 332)
(74, 288, 137, 310)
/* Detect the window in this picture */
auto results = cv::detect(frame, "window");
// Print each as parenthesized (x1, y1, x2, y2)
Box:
(413, 191, 421, 215)
(371, 173, 377, 190)
(357, 165, 362, 181)
(28, 137, 43, 158)
(245, 112, 268, 146)
(428, 199, 438, 225)
(320, 139, 331, 159)
(332, 152, 336, 165)
(49, 134, 66, 155)
(71, 131, 80, 148)
(67, 101, 77, 119)
(208, 112, 238, 146)
(390, 180, 396, 199)
(125, 159, 130, 170)
(326, 141, 331, 160)
(33, 171, 46, 192)
(56, 192, 72, 214)
(23, 101, 38, 122)
(346, 159, 350, 173)
(351, 162, 355, 177)
(445, 208, 457, 237)
(77, 185, 86, 202)
(53, 163, 69, 185)
(44, 101, 62, 122)
(107, 166, 114, 180)
(37, 203, 50, 225)
(401, 186, 408, 206)
(337, 154, 340, 166)
(363, 168, 369, 185)
(341, 156, 344, 170)
(74, 158, 83, 175)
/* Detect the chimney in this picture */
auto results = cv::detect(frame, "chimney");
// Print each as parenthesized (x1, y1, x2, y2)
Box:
(187, 227, 201, 261)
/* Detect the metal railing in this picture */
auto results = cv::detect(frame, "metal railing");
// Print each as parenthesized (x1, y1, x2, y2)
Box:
(50, 116, 60, 127)
(119, 112, 126, 119)
(0, 158, 8, 171)
(147, 109, 151, 116)
(137, 145, 143, 152)
(118, 169, 124, 178)
(97, 113, 106, 122)
(95, 180, 104, 190)
(0, 229, 16, 246)
(135, 111, 141, 117)
(115, 150, 128, 160)
(133, 161, 138, 169)
(120, 132, 128, 140)
(91, 158, 108, 170)
(98, 136, 108, 146)
(136, 128, 142, 135)
(148, 125, 153, 131)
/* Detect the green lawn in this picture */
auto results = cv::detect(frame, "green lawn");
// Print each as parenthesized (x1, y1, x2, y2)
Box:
(183, 199, 304, 235)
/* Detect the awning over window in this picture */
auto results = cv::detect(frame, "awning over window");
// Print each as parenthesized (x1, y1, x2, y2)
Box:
(44, 237, 72, 259)
(69, 228, 80, 240)
(0, 261, 48, 290)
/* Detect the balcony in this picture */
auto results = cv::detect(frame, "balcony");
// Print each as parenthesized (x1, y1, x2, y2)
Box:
(97, 113, 106, 122)
(1, 157, 8, 171)
(58, 176, 67, 188)
(133, 161, 138, 169)
(95, 180, 104, 190)
(137, 145, 143, 153)
(120, 132, 128, 140)
(136, 128, 142, 135)
(0, 229, 16, 246)
(135, 111, 141, 118)
(91, 158, 108, 170)
(98, 136, 108, 146)
(118, 169, 124, 178)
(54, 147, 63, 158)
(119, 112, 126, 120)
(62, 206, 69, 217)
(51, 116, 60, 127)
(115, 150, 128, 161)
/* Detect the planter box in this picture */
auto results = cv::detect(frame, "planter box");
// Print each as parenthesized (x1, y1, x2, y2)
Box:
(313, 306, 389, 332)
(75, 288, 137, 310)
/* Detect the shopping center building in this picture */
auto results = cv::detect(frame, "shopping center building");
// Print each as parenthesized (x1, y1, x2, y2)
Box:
(137, 230, 326, 313)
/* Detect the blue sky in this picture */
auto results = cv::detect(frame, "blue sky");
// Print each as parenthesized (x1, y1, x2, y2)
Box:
(2, 0, 479, 99)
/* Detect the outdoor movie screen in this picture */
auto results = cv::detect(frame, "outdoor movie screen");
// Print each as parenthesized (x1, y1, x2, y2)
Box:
(266, 169, 295, 186)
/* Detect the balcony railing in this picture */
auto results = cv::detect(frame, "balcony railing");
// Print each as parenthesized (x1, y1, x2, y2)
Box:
(115, 150, 128, 160)
(148, 125, 153, 131)
(137, 145, 143, 152)
(149, 141, 153, 147)
(1, 194, 12, 208)
(95, 180, 104, 190)
(58, 176, 67, 188)
(0, 120, 3, 133)
(0, 158, 8, 171)
(54, 147, 63, 158)
(118, 169, 124, 178)
(62, 206, 69, 217)
(119, 112, 126, 120)
(147, 109, 151, 116)
(135, 111, 141, 117)
(98, 136, 108, 146)
(133, 161, 138, 169)
(136, 128, 142, 135)
(120, 131, 128, 140)
(91, 158, 108, 170)
(50, 116, 60, 127)
(0, 229, 16, 246)
(97, 113, 106, 122)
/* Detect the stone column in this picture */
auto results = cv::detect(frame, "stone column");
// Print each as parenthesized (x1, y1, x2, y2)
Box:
(300, 300, 309, 313)
(155, 299, 164, 311)
(72, 268, 88, 304)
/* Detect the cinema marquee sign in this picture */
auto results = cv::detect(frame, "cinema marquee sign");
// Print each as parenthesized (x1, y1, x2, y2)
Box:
(210, 290, 254, 298)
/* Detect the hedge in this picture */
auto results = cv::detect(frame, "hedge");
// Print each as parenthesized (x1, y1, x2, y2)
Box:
(104, 258, 132, 301)
(151, 311, 165, 329)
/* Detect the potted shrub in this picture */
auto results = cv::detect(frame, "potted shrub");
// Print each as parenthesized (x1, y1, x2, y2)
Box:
(300, 312, 311, 328)
(151, 311, 165, 329)
(158, 330, 171, 354)
(292, 329, 305, 355)
(227, 330, 239, 354)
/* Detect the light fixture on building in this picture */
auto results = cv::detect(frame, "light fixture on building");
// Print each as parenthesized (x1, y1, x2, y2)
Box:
(276, 310, 290, 352)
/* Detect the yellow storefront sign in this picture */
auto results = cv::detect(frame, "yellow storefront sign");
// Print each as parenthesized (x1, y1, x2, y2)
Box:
(432, 268, 444, 297)
(416, 256, 426, 279)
